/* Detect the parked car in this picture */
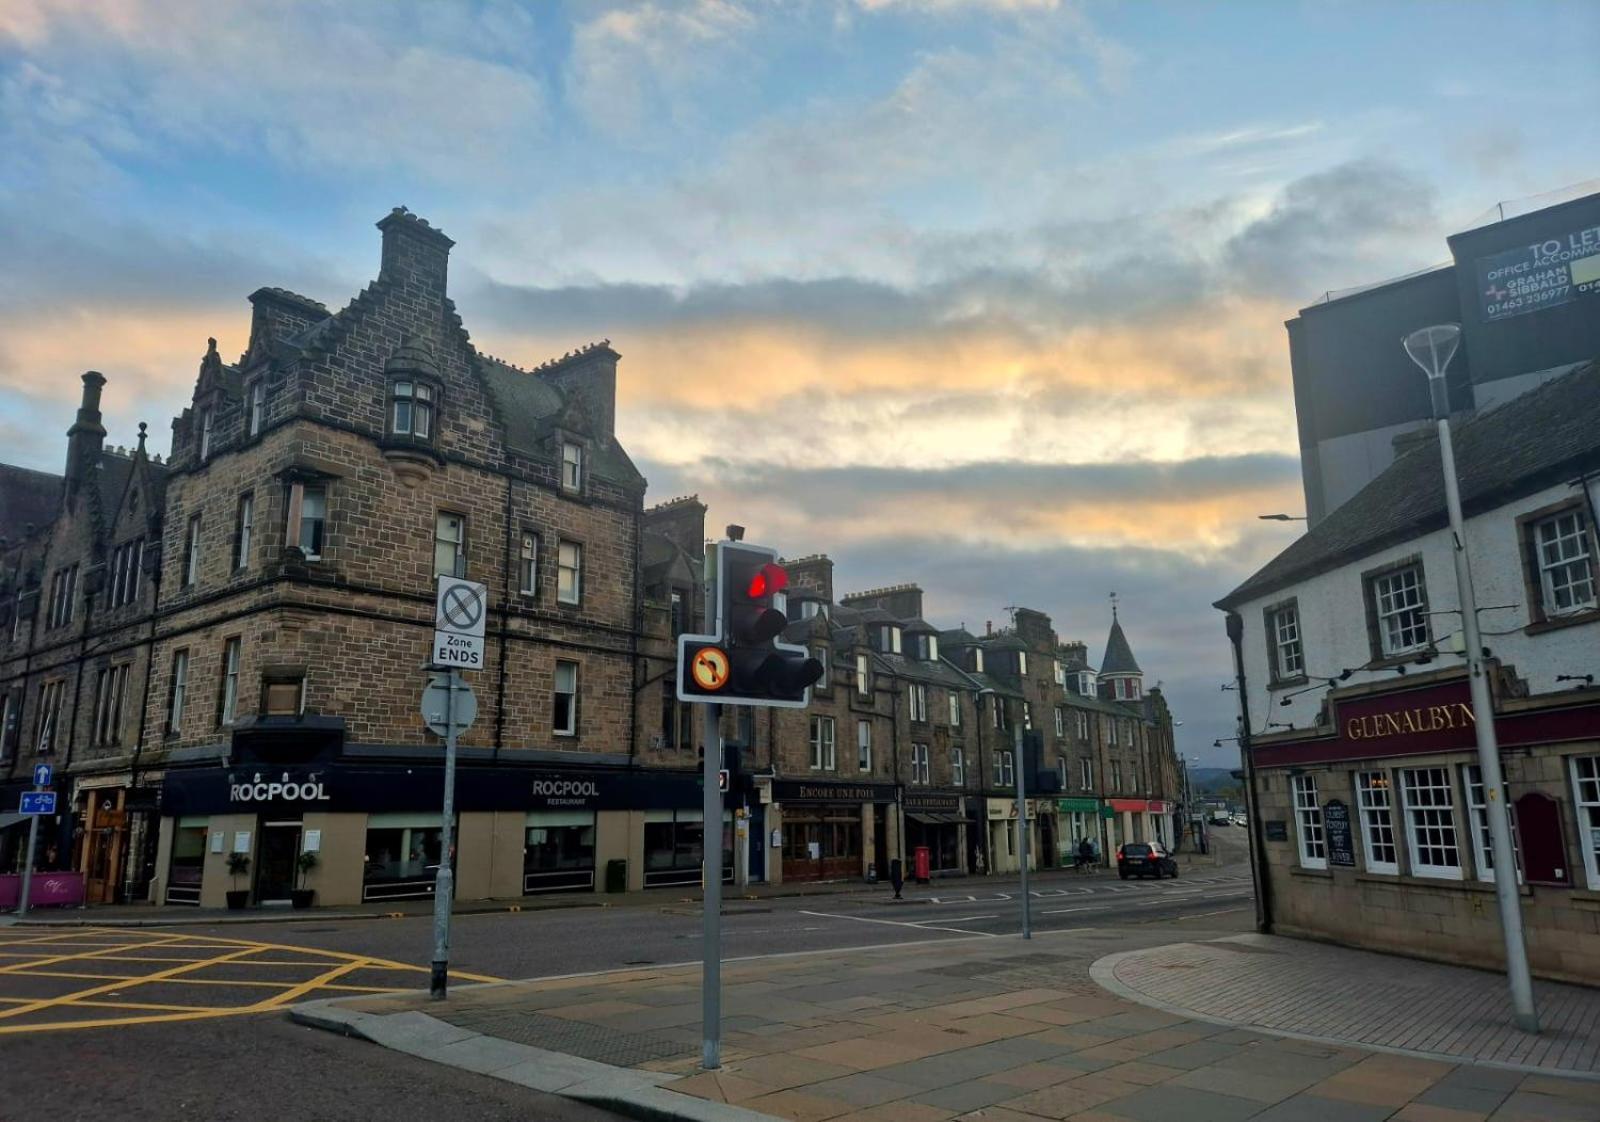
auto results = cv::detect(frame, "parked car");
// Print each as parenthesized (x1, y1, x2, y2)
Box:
(1117, 842, 1178, 879)
(1208, 812, 1231, 826)
(1231, 814, 1248, 827)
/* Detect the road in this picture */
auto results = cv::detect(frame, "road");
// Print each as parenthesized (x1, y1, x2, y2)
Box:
(0, 854, 1254, 1120)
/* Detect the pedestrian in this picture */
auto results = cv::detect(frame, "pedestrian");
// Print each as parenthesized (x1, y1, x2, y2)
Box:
(1077, 836, 1094, 870)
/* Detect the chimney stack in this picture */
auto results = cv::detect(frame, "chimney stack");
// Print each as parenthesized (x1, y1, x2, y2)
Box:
(377, 206, 454, 303)
(64, 371, 107, 501)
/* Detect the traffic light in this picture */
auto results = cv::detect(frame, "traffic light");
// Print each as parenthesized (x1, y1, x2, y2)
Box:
(677, 541, 823, 708)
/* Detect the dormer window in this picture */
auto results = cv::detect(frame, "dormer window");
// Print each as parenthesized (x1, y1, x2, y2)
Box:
(914, 633, 938, 661)
(1017, 650, 1028, 676)
(1053, 660, 1065, 686)
(973, 648, 985, 674)
(561, 441, 584, 491)
(247, 381, 265, 439)
(199, 408, 214, 462)
(389, 380, 435, 441)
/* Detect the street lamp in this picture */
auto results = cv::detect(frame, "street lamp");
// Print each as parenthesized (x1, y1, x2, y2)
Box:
(976, 687, 1030, 939)
(1403, 322, 1538, 1034)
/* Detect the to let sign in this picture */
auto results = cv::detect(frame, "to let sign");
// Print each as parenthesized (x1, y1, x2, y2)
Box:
(432, 575, 488, 670)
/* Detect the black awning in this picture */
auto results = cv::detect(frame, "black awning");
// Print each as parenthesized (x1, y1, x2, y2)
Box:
(907, 811, 964, 826)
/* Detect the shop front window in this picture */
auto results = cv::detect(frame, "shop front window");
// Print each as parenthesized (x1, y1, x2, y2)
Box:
(363, 817, 446, 901)
(524, 811, 596, 893)
(165, 822, 208, 905)
(643, 809, 732, 888)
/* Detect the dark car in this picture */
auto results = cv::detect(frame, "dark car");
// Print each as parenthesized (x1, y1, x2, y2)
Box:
(1117, 842, 1178, 880)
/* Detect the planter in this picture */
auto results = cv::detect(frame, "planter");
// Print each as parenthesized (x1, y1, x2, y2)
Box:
(291, 889, 314, 910)
(225, 890, 249, 911)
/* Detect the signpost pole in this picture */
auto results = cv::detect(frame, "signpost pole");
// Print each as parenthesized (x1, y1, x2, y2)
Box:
(702, 701, 724, 1070)
(430, 668, 458, 1000)
(17, 813, 40, 920)
(1013, 721, 1031, 940)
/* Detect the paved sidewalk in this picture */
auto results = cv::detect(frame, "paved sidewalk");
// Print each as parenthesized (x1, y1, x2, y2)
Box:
(1095, 933, 1600, 1076)
(293, 924, 1600, 1122)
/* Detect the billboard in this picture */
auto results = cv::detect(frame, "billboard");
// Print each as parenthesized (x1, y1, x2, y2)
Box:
(1477, 223, 1600, 321)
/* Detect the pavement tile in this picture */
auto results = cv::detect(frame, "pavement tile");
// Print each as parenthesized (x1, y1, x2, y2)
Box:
(795, 1039, 936, 1071)
(668, 1071, 783, 1104)
(730, 1053, 860, 1089)
(1516, 1075, 1600, 1104)
(1141, 1040, 1245, 1070)
(1096, 1062, 1181, 1087)
(833, 1103, 956, 1122)
(1413, 1082, 1511, 1115)
(912, 1081, 1029, 1113)
(742, 1090, 860, 1121)
(951, 1108, 1049, 1122)
(1040, 1055, 1122, 1076)
(1006, 1006, 1104, 1027)
(807, 1075, 929, 1109)
(997, 1078, 1133, 1119)
(1436, 1068, 1524, 1093)
(981, 1064, 1081, 1091)
(543, 999, 649, 1020)
(1065, 1043, 1149, 1064)
(1487, 1091, 1600, 1121)
(1074, 1084, 1261, 1122)
(1392, 1105, 1491, 1122)
(1249, 1094, 1402, 1122)
(1167, 1064, 1316, 1104)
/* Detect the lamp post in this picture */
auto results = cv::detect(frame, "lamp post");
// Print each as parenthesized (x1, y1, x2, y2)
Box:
(1403, 323, 1538, 1034)
(977, 687, 1030, 939)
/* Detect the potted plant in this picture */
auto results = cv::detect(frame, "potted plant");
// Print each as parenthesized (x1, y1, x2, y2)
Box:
(292, 851, 318, 909)
(225, 852, 251, 910)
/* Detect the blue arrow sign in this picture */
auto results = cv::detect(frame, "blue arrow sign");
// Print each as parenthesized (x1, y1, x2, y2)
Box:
(20, 791, 56, 815)
(32, 763, 52, 788)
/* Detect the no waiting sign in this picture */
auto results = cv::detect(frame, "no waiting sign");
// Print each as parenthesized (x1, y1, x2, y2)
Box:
(433, 575, 488, 670)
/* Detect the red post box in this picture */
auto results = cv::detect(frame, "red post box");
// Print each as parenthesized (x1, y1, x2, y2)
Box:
(913, 845, 931, 883)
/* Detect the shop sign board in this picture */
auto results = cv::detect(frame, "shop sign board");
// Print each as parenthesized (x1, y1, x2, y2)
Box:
(771, 780, 896, 804)
(903, 791, 961, 814)
(1477, 224, 1600, 321)
(1057, 797, 1099, 814)
(432, 575, 488, 670)
(1264, 819, 1289, 842)
(1324, 800, 1356, 867)
(228, 770, 330, 805)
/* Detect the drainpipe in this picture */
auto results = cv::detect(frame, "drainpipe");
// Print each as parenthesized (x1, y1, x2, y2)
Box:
(126, 523, 164, 902)
(493, 475, 513, 761)
(1226, 610, 1273, 934)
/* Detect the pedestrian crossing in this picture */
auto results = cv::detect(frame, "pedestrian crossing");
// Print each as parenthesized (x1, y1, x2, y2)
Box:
(925, 873, 1252, 906)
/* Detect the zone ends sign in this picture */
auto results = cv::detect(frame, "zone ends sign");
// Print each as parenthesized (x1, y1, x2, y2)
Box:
(433, 575, 489, 670)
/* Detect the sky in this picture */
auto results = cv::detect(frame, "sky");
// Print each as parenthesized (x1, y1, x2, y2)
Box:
(2, 0, 1597, 764)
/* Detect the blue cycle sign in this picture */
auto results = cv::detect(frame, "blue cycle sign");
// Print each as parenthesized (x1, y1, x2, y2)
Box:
(20, 791, 56, 815)
(1477, 224, 1600, 322)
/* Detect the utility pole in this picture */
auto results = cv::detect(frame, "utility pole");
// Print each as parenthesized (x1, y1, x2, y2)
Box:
(430, 667, 459, 1000)
(1014, 715, 1031, 939)
(701, 702, 723, 1069)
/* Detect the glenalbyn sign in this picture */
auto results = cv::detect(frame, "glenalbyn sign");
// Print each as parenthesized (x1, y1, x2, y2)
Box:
(1345, 700, 1476, 741)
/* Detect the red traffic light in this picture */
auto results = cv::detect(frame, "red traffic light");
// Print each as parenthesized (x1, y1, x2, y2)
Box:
(746, 562, 789, 600)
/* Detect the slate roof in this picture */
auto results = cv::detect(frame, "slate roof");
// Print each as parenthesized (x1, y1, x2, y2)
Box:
(872, 652, 976, 690)
(0, 465, 61, 543)
(1218, 360, 1600, 609)
(1100, 616, 1141, 675)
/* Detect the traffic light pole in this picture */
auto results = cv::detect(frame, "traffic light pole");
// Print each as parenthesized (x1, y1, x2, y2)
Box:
(1014, 721, 1031, 940)
(702, 702, 724, 1070)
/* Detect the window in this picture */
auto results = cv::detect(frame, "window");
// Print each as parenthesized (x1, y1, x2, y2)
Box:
(1054, 707, 1065, 737)
(1022, 702, 1033, 730)
(670, 590, 685, 637)
(948, 692, 961, 727)
(1080, 758, 1093, 791)
(952, 747, 965, 786)
(880, 625, 902, 654)
(1463, 764, 1522, 884)
(1531, 509, 1596, 617)
(856, 720, 872, 771)
(48, 564, 78, 627)
(973, 648, 985, 674)
(1076, 710, 1088, 739)
(92, 664, 129, 746)
(390, 380, 434, 440)
(434, 512, 465, 577)
(1111, 761, 1123, 791)
(815, 647, 830, 689)
(922, 633, 939, 661)
(519, 532, 539, 595)
(1400, 767, 1463, 879)
(1572, 756, 1600, 889)
(234, 494, 254, 571)
(990, 696, 1002, 730)
(553, 660, 578, 735)
(0, 691, 16, 759)
(1370, 563, 1429, 657)
(263, 674, 306, 716)
(1108, 718, 1119, 746)
(1292, 774, 1326, 869)
(911, 743, 930, 785)
(856, 653, 870, 697)
(182, 516, 201, 587)
(809, 717, 836, 770)
(247, 381, 264, 438)
(561, 441, 583, 490)
(1017, 650, 1028, 676)
(219, 638, 241, 726)
(167, 650, 189, 735)
(996, 750, 1014, 787)
(1355, 771, 1398, 874)
(1053, 659, 1065, 686)
(283, 481, 327, 561)
(110, 538, 144, 607)
(199, 408, 214, 461)
(36, 680, 65, 754)
(1267, 601, 1304, 681)
(557, 540, 582, 604)
(908, 683, 928, 722)
(1078, 670, 1095, 696)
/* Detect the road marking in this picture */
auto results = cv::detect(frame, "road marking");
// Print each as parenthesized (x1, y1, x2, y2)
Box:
(799, 910, 999, 937)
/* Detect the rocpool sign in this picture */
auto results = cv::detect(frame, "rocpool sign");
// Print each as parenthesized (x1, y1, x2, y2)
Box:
(530, 777, 603, 809)
(228, 772, 330, 804)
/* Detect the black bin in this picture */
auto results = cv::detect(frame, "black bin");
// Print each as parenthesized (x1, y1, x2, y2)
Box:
(605, 858, 628, 894)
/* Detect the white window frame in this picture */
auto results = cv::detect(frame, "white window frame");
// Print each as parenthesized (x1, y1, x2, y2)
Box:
(1023, 701, 1032, 730)
(951, 746, 965, 786)
(926, 634, 939, 661)
(391, 380, 434, 440)
(0, 691, 14, 759)
(1080, 758, 1092, 791)
(911, 742, 930, 785)
(433, 511, 465, 578)
(1110, 760, 1122, 791)
(1372, 564, 1429, 657)
(557, 540, 582, 605)
(809, 716, 836, 770)
(1291, 773, 1326, 869)
(519, 532, 539, 595)
(948, 692, 961, 727)
(1462, 764, 1522, 885)
(909, 683, 927, 722)
(1534, 509, 1597, 617)
(1400, 766, 1464, 880)
(235, 494, 253, 572)
(996, 750, 1014, 787)
(220, 638, 241, 726)
(1054, 707, 1065, 737)
(36, 679, 65, 754)
(184, 517, 202, 586)
(1053, 659, 1065, 686)
(815, 647, 830, 689)
(1018, 650, 1028, 676)
(93, 663, 128, 747)
(199, 408, 214, 462)
(561, 441, 583, 491)
(1355, 770, 1399, 875)
(1571, 755, 1600, 890)
(1270, 603, 1304, 679)
(553, 660, 579, 736)
(856, 720, 872, 772)
(973, 648, 985, 674)
(1076, 710, 1088, 739)
(856, 653, 870, 697)
(247, 381, 264, 438)
(168, 649, 189, 735)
